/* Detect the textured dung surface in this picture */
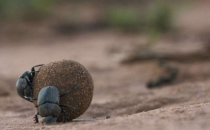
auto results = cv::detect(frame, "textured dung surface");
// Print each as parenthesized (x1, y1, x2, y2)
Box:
(32, 60, 94, 121)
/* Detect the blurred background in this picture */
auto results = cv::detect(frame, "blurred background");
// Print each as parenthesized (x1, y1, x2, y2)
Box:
(1, 0, 210, 129)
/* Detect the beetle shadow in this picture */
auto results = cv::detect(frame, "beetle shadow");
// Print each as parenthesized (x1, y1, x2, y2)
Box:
(70, 117, 108, 123)
(71, 119, 96, 123)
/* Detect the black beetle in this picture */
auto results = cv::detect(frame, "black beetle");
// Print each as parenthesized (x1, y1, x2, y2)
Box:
(31, 86, 78, 124)
(16, 64, 44, 101)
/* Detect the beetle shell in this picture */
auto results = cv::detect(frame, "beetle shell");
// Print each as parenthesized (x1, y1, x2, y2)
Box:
(16, 78, 28, 98)
(32, 60, 94, 121)
(16, 78, 29, 98)
(39, 103, 61, 117)
(38, 86, 60, 106)
(16, 71, 32, 99)
(38, 86, 61, 118)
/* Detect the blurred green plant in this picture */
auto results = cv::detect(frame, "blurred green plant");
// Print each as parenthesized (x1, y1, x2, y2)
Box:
(0, 0, 53, 20)
(104, 2, 173, 47)
(105, 2, 173, 33)
(147, 3, 172, 33)
(105, 8, 144, 31)
(146, 2, 173, 46)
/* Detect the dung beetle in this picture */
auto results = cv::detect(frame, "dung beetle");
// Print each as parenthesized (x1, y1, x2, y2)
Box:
(16, 64, 44, 102)
(30, 86, 78, 124)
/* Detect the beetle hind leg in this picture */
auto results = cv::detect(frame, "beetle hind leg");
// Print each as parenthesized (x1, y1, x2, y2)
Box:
(60, 86, 78, 97)
(60, 104, 77, 110)
(61, 109, 68, 123)
(30, 64, 44, 79)
(34, 112, 39, 123)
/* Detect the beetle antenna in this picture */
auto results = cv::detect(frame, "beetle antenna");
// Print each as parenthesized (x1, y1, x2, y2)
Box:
(60, 86, 78, 97)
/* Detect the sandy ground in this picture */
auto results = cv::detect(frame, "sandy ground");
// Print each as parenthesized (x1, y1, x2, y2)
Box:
(1, 1, 210, 130)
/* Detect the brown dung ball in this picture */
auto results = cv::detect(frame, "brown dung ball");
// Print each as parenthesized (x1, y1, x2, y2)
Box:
(32, 60, 94, 121)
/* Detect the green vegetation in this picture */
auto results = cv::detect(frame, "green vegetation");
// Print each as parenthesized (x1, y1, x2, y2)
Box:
(0, 0, 173, 38)
(0, 0, 53, 20)
(105, 8, 144, 31)
(148, 3, 172, 32)
(105, 3, 173, 33)
(146, 3, 173, 45)
(104, 2, 173, 46)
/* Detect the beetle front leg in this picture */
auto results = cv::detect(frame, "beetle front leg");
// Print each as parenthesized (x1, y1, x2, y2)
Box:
(24, 96, 37, 102)
(34, 112, 39, 123)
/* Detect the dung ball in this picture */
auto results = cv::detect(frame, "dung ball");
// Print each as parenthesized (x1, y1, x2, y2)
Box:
(32, 60, 94, 121)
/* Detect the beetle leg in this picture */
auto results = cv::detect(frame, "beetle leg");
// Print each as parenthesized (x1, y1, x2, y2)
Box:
(31, 64, 44, 77)
(28, 70, 40, 84)
(23, 96, 33, 102)
(61, 110, 67, 123)
(24, 75, 32, 85)
(34, 112, 39, 123)
(31, 64, 44, 72)
(24, 96, 37, 101)
(29, 71, 40, 76)
(60, 105, 77, 110)
(60, 86, 78, 97)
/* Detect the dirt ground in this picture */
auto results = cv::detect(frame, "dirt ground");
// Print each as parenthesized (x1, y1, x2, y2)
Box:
(1, 1, 210, 130)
